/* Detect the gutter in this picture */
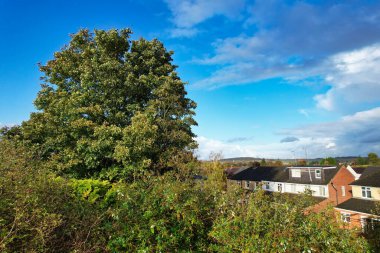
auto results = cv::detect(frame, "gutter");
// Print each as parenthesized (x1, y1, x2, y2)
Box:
(330, 182, 339, 205)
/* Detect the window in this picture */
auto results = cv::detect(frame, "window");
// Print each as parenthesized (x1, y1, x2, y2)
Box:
(361, 187, 372, 198)
(245, 180, 250, 188)
(362, 218, 380, 233)
(265, 182, 270, 190)
(341, 186, 346, 197)
(291, 169, 301, 178)
(319, 186, 326, 196)
(341, 213, 351, 223)
(315, 169, 321, 178)
(277, 183, 282, 192)
(290, 184, 296, 193)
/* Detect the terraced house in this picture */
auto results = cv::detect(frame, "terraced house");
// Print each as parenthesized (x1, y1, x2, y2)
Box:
(335, 167, 380, 231)
(227, 165, 359, 208)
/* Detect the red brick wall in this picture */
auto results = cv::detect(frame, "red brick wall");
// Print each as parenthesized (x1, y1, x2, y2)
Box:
(328, 166, 356, 206)
(335, 209, 364, 229)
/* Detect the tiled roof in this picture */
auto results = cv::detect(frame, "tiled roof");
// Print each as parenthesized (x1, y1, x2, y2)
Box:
(230, 166, 339, 185)
(352, 167, 366, 174)
(225, 166, 249, 177)
(335, 198, 379, 215)
(351, 167, 380, 187)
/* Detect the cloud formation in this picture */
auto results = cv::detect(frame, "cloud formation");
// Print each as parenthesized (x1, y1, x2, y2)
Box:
(196, 107, 380, 160)
(195, 135, 335, 160)
(280, 137, 299, 143)
(164, 0, 245, 37)
(282, 107, 380, 156)
(164, 0, 380, 157)
(314, 43, 380, 111)
(226, 136, 254, 143)
(192, 1, 380, 111)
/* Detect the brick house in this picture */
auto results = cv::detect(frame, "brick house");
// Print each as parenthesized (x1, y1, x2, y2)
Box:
(334, 167, 380, 230)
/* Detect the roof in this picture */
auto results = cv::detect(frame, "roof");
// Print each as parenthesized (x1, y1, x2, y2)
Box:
(359, 166, 380, 178)
(351, 167, 366, 174)
(229, 166, 257, 181)
(350, 167, 380, 187)
(230, 166, 339, 185)
(335, 198, 379, 215)
(286, 167, 339, 185)
(225, 166, 249, 177)
(288, 166, 336, 168)
(250, 166, 289, 182)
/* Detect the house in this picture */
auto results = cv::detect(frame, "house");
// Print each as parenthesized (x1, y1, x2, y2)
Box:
(228, 165, 359, 208)
(334, 167, 380, 230)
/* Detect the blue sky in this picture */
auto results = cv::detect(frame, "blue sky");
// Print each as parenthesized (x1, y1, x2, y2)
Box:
(1, 0, 380, 159)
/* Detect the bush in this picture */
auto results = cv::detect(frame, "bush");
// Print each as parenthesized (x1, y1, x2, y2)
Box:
(0, 139, 108, 252)
(107, 173, 217, 252)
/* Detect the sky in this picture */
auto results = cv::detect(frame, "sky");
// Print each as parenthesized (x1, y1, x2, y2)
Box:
(1, 0, 380, 160)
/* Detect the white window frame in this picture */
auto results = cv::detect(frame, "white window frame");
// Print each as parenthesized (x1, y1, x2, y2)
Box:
(361, 186, 372, 198)
(319, 186, 326, 197)
(245, 180, 250, 189)
(277, 183, 282, 192)
(315, 169, 321, 179)
(341, 213, 351, 223)
(341, 186, 345, 197)
(264, 182, 270, 190)
(291, 169, 301, 178)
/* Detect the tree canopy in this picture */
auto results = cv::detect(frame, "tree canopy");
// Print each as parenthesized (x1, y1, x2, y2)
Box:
(21, 29, 197, 180)
(368, 152, 379, 165)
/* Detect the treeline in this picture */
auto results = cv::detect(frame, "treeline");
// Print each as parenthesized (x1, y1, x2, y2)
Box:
(0, 28, 378, 252)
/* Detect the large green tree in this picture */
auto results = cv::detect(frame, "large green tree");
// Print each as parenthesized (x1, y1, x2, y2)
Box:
(21, 29, 197, 180)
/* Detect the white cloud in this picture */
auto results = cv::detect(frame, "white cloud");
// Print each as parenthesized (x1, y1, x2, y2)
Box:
(314, 44, 380, 111)
(298, 109, 310, 118)
(196, 107, 380, 160)
(283, 107, 380, 155)
(164, 0, 245, 37)
(169, 27, 199, 38)
(191, 1, 380, 110)
(195, 136, 335, 160)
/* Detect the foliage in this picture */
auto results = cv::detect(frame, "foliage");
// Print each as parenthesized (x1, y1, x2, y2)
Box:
(209, 190, 369, 252)
(320, 157, 337, 166)
(1, 27, 377, 253)
(0, 138, 109, 252)
(0, 141, 373, 252)
(364, 202, 380, 251)
(368, 152, 379, 165)
(297, 159, 307, 166)
(20, 28, 197, 180)
(107, 174, 217, 252)
(356, 156, 368, 165)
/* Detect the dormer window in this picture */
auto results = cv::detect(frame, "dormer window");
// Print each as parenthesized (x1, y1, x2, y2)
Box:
(315, 169, 321, 178)
(291, 169, 301, 178)
(362, 187, 372, 198)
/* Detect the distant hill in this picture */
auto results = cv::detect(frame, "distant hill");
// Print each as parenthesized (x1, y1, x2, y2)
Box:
(220, 157, 259, 162)
(219, 156, 361, 163)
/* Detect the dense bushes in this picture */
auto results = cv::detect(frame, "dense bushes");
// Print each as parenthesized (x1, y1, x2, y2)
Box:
(0, 139, 374, 252)
(0, 139, 108, 252)
(106, 175, 217, 252)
